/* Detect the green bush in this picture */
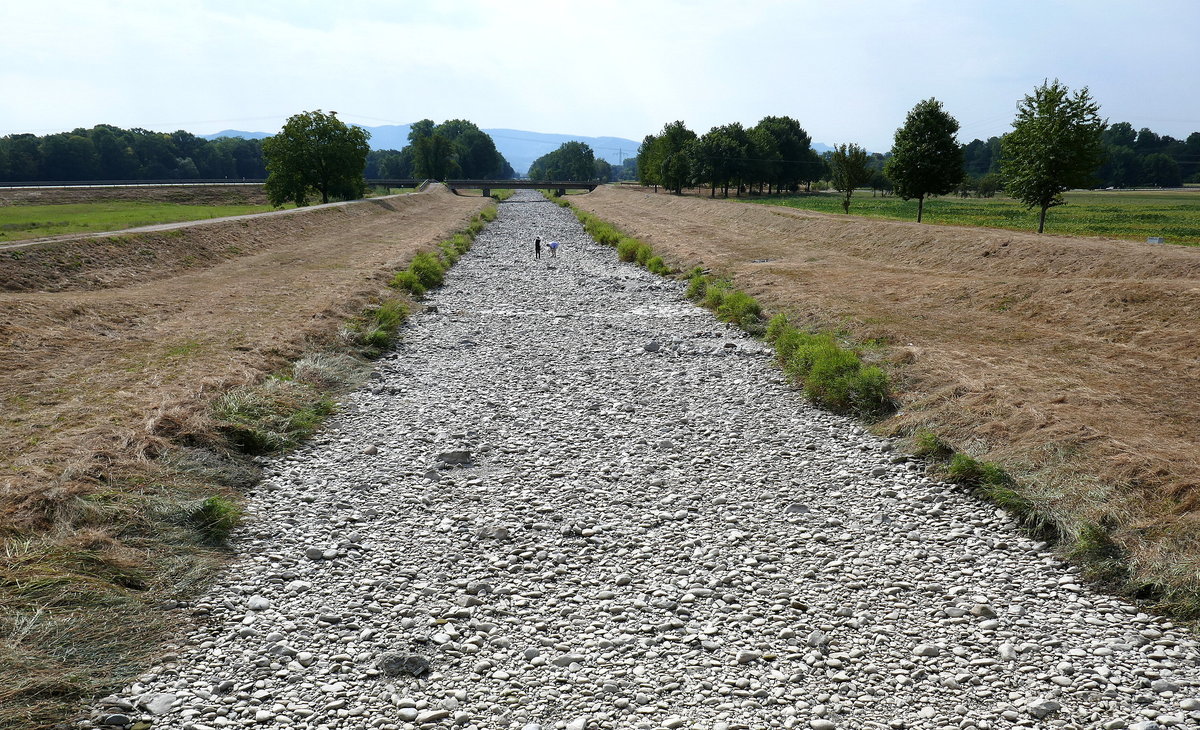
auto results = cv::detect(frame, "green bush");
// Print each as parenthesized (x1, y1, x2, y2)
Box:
(353, 299, 409, 355)
(685, 271, 708, 300)
(765, 313, 790, 342)
(189, 494, 241, 542)
(449, 233, 472, 254)
(617, 238, 640, 262)
(479, 205, 499, 222)
(391, 270, 425, 296)
(409, 252, 446, 289)
(770, 321, 894, 417)
(715, 290, 762, 329)
(802, 344, 862, 409)
(635, 243, 653, 266)
(646, 256, 671, 276)
(912, 429, 954, 460)
(946, 453, 985, 484)
(703, 281, 730, 309)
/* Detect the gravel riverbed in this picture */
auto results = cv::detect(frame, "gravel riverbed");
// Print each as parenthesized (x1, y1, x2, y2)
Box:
(86, 191, 1199, 730)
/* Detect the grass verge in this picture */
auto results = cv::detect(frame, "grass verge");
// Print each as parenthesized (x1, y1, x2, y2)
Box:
(745, 189, 1200, 246)
(0, 201, 282, 242)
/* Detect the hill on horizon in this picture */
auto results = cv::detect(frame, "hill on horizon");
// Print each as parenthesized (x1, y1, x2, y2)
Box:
(201, 124, 834, 176)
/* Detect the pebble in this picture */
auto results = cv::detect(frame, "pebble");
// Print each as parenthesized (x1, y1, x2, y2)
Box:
(81, 191, 1200, 730)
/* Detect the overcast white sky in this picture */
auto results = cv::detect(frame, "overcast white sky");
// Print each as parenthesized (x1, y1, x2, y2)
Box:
(2, 0, 1198, 150)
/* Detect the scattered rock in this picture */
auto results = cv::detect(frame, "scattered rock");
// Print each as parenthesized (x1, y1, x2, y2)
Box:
(377, 653, 431, 677)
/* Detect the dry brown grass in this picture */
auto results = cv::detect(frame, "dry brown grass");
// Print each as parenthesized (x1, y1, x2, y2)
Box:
(572, 185, 1200, 616)
(0, 186, 487, 728)
(0, 184, 270, 207)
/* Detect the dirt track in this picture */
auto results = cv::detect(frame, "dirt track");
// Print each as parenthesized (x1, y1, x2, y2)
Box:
(0, 187, 487, 519)
(571, 186, 1200, 596)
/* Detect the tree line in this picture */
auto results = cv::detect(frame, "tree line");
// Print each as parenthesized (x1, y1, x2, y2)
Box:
(0, 125, 268, 182)
(636, 80, 1200, 234)
(960, 123, 1200, 192)
(637, 116, 825, 196)
(364, 119, 514, 181)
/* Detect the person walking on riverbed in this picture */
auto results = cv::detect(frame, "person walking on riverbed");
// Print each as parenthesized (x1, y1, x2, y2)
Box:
(534, 237, 542, 259)
(549, 240, 559, 258)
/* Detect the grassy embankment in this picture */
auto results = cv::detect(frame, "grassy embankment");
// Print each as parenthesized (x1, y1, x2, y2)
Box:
(745, 189, 1200, 246)
(0, 202, 281, 243)
(0, 196, 496, 728)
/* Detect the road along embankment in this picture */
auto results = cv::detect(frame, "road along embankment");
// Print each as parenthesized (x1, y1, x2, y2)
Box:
(569, 186, 1200, 619)
(0, 186, 489, 727)
(81, 191, 1200, 729)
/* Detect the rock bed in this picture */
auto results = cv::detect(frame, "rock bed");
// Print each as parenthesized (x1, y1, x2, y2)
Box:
(87, 191, 1199, 730)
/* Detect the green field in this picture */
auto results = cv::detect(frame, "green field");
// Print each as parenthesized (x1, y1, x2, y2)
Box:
(0, 202, 279, 242)
(745, 189, 1200, 245)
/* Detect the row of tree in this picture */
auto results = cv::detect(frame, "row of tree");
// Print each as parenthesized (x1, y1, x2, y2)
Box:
(638, 81, 1196, 234)
(0, 125, 268, 182)
(0, 118, 518, 185)
(636, 116, 824, 196)
(822, 81, 1107, 232)
(962, 123, 1200, 189)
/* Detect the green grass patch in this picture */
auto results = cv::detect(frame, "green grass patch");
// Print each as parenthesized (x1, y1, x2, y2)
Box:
(616, 237, 640, 262)
(188, 494, 242, 542)
(211, 377, 335, 455)
(0, 201, 281, 241)
(911, 429, 954, 460)
(745, 189, 1200, 245)
(765, 313, 893, 417)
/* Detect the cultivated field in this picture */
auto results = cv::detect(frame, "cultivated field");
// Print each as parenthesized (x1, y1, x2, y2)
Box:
(571, 185, 1200, 615)
(0, 186, 488, 726)
(742, 188, 1200, 246)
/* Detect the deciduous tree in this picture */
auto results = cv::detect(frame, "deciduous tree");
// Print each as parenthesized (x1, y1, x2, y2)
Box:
(884, 98, 964, 222)
(263, 110, 370, 206)
(828, 143, 872, 213)
(1000, 80, 1106, 233)
(527, 141, 595, 181)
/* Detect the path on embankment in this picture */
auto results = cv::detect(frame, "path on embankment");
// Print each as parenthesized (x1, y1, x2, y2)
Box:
(88, 191, 1199, 730)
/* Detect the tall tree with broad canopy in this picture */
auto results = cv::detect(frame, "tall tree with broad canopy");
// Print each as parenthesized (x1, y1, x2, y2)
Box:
(407, 119, 458, 181)
(527, 141, 596, 181)
(752, 116, 818, 192)
(693, 123, 748, 198)
(263, 110, 370, 206)
(1000, 80, 1106, 233)
(636, 133, 661, 189)
(884, 98, 964, 222)
(828, 143, 872, 213)
(641, 121, 696, 194)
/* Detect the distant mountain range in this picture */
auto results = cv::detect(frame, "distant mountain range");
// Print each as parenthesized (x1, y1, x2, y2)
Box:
(202, 124, 834, 175)
(201, 125, 644, 175)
